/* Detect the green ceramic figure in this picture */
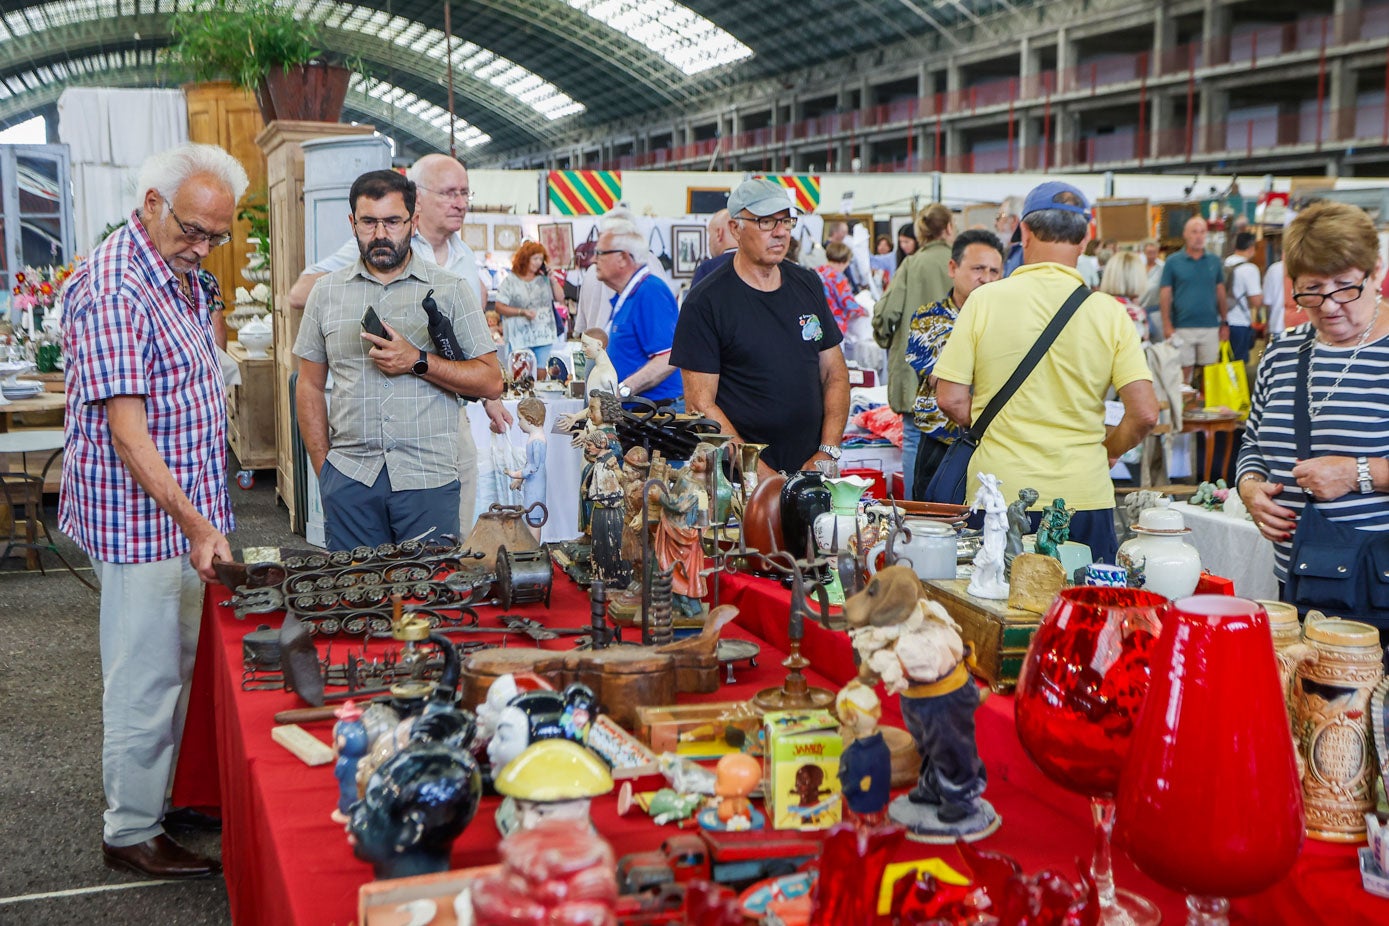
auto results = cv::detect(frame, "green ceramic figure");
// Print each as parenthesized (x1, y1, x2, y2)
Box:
(1034, 498, 1074, 560)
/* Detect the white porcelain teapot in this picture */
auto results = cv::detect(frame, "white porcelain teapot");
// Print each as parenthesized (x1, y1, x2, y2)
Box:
(1116, 502, 1201, 600)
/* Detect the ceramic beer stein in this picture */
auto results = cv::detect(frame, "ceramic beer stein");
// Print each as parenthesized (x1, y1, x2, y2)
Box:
(1291, 613, 1383, 842)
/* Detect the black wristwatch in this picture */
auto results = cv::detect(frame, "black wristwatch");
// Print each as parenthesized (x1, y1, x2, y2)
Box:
(411, 349, 430, 376)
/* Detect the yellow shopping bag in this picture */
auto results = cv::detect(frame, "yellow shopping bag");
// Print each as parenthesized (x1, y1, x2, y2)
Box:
(1203, 341, 1250, 419)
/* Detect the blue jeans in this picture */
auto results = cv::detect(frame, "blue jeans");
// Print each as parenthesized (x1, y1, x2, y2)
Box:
(1227, 325, 1254, 363)
(900, 415, 921, 501)
(319, 461, 460, 551)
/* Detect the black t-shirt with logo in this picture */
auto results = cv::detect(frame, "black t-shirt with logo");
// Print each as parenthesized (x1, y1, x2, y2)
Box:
(672, 258, 843, 473)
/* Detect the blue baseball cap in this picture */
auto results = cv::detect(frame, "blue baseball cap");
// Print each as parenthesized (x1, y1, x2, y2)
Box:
(1021, 181, 1091, 220)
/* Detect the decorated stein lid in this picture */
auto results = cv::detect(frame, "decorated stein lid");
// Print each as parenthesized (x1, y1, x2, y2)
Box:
(1304, 615, 1379, 649)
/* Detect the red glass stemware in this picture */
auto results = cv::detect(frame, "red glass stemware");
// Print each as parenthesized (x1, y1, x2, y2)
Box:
(1117, 595, 1304, 926)
(1015, 586, 1170, 926)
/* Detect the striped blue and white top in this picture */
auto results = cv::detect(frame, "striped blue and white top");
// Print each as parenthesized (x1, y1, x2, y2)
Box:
(1237, 324, 1389, 582)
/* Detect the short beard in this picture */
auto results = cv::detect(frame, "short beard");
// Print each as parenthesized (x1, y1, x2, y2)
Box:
(360, 236, 411, 271)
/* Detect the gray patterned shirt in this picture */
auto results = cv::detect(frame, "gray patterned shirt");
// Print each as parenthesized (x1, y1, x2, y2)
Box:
(293, 256, 495, 490)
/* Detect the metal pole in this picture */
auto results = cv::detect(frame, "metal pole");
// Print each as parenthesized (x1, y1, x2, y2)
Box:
(443, 0, 456, 158)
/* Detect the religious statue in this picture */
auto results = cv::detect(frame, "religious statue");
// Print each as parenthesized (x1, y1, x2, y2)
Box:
(1035, 498, 1075, 560)
(1004, 487, 1040, 575)
(585, 428, 629, 585)
(507, 397, 548, 540)
(967, 473, 1009, 600)
(653, 472, 709, 618)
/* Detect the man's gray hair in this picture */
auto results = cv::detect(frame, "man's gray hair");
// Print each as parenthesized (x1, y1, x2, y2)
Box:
(137, 143, 249, 209)
(1022, 209, 1089, 245)
(599, 215, 648, 261)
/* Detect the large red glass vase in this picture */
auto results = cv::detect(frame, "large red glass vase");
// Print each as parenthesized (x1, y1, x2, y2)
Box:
(1117, 595, 1304, 925)
(1015, 586, 1169, 926)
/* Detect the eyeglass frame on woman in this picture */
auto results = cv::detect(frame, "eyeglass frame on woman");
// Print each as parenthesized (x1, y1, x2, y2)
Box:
(1291, 276, 1368, 309)
(419, 185, 473, 202)
(735, 214, 798, 232)
(164, 198, 232, 248)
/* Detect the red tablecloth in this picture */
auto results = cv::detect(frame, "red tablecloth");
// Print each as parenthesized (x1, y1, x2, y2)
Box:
(174, 572, 1383, 926)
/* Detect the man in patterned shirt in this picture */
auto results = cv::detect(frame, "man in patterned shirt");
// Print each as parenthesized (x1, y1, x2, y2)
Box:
(905, 229, 1005, 496)
(294, 170, 502, 550)
(60, 143, 247, 879)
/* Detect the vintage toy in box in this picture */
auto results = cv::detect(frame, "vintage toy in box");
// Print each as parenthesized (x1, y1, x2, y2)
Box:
(636, 701, 764, 759)
(762, 709, 842, 831)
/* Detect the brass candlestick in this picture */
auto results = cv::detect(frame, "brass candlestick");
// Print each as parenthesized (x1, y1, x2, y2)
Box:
(752, 550, 835, 711)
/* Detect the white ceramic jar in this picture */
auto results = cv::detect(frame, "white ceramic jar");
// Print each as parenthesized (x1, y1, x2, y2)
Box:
(238, 314, 273, 358)
(1116, 503, 1202, 600)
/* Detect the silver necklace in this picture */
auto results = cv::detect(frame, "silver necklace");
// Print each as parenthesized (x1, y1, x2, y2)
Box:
(1311, 303, 1381, 418)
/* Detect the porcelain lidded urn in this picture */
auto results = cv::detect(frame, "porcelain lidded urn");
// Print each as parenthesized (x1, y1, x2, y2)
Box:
(1116, 502, 1201, 600)
(812, 474, 873, 555)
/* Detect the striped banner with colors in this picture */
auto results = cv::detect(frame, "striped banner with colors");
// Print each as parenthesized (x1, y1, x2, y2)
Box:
(765, 174, 821, 212)
(547, 170, 622, 215)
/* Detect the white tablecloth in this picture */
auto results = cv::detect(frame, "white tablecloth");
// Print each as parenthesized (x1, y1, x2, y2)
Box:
(1178, 502, 1278, 601)
(466, 395, 584, 543)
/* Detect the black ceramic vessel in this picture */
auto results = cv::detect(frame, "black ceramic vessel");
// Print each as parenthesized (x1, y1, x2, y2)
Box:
(780, 470, 831, 559)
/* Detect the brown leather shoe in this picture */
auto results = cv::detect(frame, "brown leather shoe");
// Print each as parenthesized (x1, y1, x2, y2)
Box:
(102, 834, 222, 879)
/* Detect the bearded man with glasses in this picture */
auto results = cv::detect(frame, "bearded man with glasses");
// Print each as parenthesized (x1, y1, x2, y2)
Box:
(293, 169, 501, 551)
(672, 177, 850, 479)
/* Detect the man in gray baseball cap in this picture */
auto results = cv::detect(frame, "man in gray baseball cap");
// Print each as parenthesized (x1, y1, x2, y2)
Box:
(671, 177, 849, 478)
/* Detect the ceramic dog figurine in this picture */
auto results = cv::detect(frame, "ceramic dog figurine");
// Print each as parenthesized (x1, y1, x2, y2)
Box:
(842, 565, 999, 843)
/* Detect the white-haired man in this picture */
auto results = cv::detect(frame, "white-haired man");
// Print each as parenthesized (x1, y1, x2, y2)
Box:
(592, 216, 682, 403)
(61, 142, 247, 879)
(287, 153, 506, 534)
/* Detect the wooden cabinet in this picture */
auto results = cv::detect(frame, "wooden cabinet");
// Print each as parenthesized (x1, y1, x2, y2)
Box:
(184, 82, 266, 335)
(226, 341, 276, 470)
(256, 120, 374, 529)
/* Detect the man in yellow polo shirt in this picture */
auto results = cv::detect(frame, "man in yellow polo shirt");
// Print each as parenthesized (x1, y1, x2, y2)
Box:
(933, 181, 1158, 563)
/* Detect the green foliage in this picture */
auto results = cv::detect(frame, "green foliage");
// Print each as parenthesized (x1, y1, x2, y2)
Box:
(169, 0, 326, 91)
(236, 190, 271, 253)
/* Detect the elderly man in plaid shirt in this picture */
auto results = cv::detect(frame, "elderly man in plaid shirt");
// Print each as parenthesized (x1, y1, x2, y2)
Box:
(60, 143, 247, 879)
(294, 169, 502, 550)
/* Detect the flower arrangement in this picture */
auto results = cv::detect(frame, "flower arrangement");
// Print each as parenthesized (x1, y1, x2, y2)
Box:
(9, 261, 80, 367)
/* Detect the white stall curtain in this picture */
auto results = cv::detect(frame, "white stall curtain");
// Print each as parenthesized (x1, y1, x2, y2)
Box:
(57, 88, 189, 252)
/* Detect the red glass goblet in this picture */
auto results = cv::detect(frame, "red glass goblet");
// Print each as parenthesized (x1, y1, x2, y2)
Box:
(1015, 586, 1170, 926)
(1117, 596, 1304, 926)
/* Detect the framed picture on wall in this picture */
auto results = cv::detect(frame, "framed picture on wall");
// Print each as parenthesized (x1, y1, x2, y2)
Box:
(687, 187, 730, 214)
(492, 222, 524, 252)
(462, 222, 488, 251)
(672, 225, 705, 278)
(537, 222, 575, 268)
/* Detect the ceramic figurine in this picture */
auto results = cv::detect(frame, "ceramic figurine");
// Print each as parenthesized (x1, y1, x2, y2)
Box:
(508, 397, 548, 540)
(487, 684, 598, 778)
(1115, 503, 1202, 600)
(586, 429, 630, 586)
(1004, 487, 1039, 574)
(654, 470, 709, 618)
(834, 681, 891, 828)
(465, 820, 620, 925)
(580, 329, 619, 400)
(348, 709, 482, 879)
(966, 473, 1009, 600)
(1034, 498, 1074, 560)
(1190, 478, 1229, 510)
(331, 700, 369, 824)
(843, 565, 998, 842)
(698, 753, 764, 831)
(492, 738, 615, 836)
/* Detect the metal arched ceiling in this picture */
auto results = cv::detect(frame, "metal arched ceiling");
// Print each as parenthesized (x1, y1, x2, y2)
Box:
(0, 0, 1046, 160)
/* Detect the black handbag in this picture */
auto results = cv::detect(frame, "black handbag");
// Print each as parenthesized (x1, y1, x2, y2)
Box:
(1283, 336, 1389, 619)
(649, 227, 674, 272)
(921, 283, 1091, 504)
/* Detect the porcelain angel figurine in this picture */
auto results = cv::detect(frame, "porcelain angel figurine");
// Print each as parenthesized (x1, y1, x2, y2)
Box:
(967, 473, 1009, 600)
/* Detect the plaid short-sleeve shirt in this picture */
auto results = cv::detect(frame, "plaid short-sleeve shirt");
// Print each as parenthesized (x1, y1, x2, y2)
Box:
(59, 212, 233, 564)
(293, 256, 495, 490)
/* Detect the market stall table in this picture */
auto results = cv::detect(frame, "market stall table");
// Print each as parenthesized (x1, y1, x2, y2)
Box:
(0, 389, 66, 432)
(172, 571, 1381, 926)
(1181, 410, 1242, 483)
(1178, 501, 1278, 600)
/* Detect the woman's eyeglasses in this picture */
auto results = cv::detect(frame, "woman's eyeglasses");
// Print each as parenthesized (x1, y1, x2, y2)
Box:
(1291, 279, 1366, 309)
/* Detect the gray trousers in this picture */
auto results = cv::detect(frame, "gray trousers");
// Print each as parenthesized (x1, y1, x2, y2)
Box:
(94, 555, 203, 846)
(458, 406, 477, 537)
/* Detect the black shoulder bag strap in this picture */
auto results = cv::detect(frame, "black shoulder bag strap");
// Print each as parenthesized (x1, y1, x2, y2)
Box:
(1292, 333, 1315, 460)
(961, 282, 1091, 448)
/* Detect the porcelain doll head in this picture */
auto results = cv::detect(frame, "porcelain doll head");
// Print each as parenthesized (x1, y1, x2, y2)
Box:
(835, 680, 882, 740)
(580, 328, 608, 359)
(517, 396, 546, 434)
(487, 705, 531, 773)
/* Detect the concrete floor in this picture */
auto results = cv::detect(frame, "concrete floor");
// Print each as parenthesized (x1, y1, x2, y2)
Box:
(0, 467, 299, 924)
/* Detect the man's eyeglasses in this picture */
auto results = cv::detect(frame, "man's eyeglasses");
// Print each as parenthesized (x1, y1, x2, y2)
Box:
(354, 216, 411, 234)
(420, 186, 473, 202)
(737, 214, 798, 232)
(165, 199, 232, 248)
(1291, 279, 1366, 309)
(594, 249, 627, 257)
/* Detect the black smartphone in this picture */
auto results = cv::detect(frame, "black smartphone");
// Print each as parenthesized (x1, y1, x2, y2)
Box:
(361, 305, 391, 340)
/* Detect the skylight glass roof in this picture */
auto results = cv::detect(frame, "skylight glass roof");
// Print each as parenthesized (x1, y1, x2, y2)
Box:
(350, 74, 491, 147)
(563, 0, 752, 75)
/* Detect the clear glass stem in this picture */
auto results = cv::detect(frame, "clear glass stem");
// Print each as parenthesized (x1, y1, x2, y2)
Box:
(1185, 895, 1231, 926)
(1090, 796, 1120, 909)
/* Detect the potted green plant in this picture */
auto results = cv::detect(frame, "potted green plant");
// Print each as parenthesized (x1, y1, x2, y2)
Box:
(169, 0, 351, 123)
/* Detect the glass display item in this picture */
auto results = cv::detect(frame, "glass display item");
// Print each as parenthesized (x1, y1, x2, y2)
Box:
(1014, 586, 1170, 926)
(1117, 596, 1304, 926)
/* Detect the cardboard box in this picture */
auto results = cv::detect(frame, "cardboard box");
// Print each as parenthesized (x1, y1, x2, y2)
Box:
(762, 710, 842, 831)
(358, 864, 499, 925)
(636, 701, 764, 759)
